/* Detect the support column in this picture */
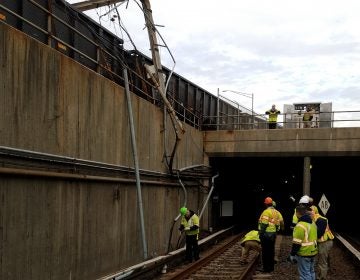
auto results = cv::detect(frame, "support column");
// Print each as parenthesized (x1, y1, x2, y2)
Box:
(303, 156, 311, 195)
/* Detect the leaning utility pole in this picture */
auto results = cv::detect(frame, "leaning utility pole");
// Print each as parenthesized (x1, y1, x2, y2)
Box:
(72, 0, 184, 134)
(141, 0, 185, 134)
(141, 0, 166, 95)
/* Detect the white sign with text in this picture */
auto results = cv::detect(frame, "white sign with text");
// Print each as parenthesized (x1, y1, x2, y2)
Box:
(318, 194, 330, 216)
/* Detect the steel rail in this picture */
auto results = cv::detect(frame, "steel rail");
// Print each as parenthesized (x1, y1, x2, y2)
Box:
(165, 234, 245, 280)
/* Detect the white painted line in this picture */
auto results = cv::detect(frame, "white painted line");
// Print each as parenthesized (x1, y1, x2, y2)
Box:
(335, 233, 360, 261)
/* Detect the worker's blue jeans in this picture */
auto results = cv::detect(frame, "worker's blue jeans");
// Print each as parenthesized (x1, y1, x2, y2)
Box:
(296, 255, 316, 280)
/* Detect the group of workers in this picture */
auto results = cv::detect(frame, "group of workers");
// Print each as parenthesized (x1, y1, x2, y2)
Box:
(265, 104, 316, 129)
(240, 195, 334, 280)
(178, 194, 334, 279)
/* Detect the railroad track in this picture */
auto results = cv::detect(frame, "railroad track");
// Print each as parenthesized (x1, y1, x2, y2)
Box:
(338, 232, 360, 251)
(100, 230, 360, 280)
(156, 234, 259, 280)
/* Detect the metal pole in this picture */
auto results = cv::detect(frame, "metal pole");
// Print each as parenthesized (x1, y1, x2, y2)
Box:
(221, 90, 254, 129)
(123, 68, 148, 260)
(303, 156, 311, 196)
(199, 174, 219, 219)
(217, 88, 220, 130)
(141, 0, 166, 97)
(237, 103, 240, 130)
(251, 93, 254, 129)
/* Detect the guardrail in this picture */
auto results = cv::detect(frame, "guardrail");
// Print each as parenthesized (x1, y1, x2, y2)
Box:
(201, 110, 360, 130)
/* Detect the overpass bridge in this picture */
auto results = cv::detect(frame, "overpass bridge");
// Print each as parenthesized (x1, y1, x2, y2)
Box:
(204, 127, 360, 235)
(204, 127, 360, 157)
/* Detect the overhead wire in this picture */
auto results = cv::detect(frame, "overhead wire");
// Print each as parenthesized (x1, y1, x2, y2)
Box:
(64, 0, 150, 89)
(113, 4, 138, 51)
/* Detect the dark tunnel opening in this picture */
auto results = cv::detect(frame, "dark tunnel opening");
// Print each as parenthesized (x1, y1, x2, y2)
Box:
(209, 156, 359, 236)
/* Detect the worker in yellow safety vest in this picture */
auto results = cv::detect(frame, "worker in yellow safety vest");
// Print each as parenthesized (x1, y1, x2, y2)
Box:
(240, 230, 261, 264)
(265, 104, 281, 129)
(314, 213, 334, 280)
(292, 195, 318, 227)
(179, 206, 200, 263)
(288, 204, 318, 279)
(272, 201, 285, 232)
(258, 197, 278, 273)
(303, 106, 314, 128)
(309, 197, 319, 216)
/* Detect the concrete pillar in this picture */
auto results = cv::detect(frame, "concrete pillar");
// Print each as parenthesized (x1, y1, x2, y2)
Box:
(303, 156, 311, 195)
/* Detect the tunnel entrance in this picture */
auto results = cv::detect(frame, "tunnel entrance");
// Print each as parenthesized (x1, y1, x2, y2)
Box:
(209, 156, 359, 235)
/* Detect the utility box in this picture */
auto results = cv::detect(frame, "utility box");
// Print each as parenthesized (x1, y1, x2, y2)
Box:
(283, 102, 332, 128)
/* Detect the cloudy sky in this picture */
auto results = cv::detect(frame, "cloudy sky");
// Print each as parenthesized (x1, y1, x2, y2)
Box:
(68, 0, 360, 124)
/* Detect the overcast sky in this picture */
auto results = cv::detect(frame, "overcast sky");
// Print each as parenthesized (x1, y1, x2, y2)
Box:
(68, 0, 360, 123)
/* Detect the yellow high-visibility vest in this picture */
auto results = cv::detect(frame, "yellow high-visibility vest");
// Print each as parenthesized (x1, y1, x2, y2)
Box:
(314, 214, 334, 242)
(241, 230, 260, 243)
(258, 207, 278, 233)
(181, 213, 200, 236)
(293, 221, 318, 257)
(266, 109, 280, 122)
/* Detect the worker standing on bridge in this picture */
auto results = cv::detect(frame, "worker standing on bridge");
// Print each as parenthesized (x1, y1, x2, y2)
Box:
(258, 197, 278, 273)
(303, 106, 314, 128)
(179, 207, 200, 263)
(239, 230, 262, 265)
(288, 204, 318, 280)
(314, 212, 334, 280)
(265, 104, 281, 129)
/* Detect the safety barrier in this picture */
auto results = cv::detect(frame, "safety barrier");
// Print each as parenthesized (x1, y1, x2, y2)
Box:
(202, 110, 360, 130)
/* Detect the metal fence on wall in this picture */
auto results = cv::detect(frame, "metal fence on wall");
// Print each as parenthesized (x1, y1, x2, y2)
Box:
(202, 110, 360, 130)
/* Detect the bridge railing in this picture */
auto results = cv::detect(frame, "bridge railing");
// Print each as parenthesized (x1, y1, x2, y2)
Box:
(201, 110, 360, 131)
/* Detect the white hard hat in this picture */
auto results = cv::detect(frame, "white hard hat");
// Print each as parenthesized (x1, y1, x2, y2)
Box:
(299, 195, 310, 204)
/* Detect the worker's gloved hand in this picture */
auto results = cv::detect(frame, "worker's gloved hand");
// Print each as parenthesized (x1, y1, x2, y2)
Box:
(184, 227, 190, 231)
(178, 225, 184, 231)
(287, 255, 297, 264)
